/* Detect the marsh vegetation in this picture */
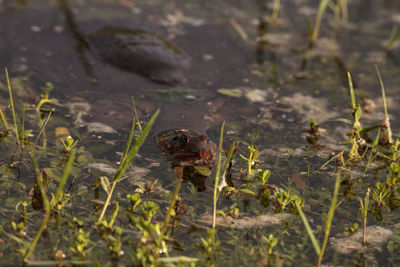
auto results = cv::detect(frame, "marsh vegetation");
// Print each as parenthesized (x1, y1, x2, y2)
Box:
(2, 0, 400, 266)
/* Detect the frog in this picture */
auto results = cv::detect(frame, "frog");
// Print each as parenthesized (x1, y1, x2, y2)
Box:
(155, 129, 216, 166)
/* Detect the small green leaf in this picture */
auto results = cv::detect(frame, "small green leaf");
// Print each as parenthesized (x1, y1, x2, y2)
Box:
(99, 176, 110, 195)
(223, 187, 237, 192)
(193, 165, 212, 176)
(11, 221, 17, 231)
(238, 188, 257, 196)
(217, 88, 242, 98)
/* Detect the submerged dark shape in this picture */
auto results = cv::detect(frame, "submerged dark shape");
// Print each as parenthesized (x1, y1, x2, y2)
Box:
(156, 129, 216, 192)
(88, 26, 189, 85)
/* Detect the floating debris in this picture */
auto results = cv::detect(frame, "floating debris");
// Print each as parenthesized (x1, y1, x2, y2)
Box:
(217, 88, 242, 98)
(245, 89, 267, 103)
(88, 163, 117, 175)
(198, 213, 290, 229)
(257, 33, 291, 46)
(85, 122, 117, 134)
(218, 87, 269, 103)
(30, 25, 41, 32)
(315, 38, 339, 56)
(280, 93, 338, 123)
(161, 10, 205, 27)
(126, 166, 151, 185)
(55, 127, 70, 137)
(361, 98, 377, 113)
(330, 226, 392, 254)
(65, 102, 91, 125)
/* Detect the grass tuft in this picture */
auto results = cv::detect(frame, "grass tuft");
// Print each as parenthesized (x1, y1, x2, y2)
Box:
(97, 109, 159, 223)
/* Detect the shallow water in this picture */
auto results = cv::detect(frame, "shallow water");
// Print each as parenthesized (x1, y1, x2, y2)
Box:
(2, 0, 400, 265)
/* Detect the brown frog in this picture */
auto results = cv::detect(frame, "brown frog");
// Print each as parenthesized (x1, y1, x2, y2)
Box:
(156, 129, 216, 166)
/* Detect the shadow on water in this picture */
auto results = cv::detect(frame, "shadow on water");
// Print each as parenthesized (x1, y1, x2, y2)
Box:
(58, 0, 94, 81)
(58, 0, 189, 85)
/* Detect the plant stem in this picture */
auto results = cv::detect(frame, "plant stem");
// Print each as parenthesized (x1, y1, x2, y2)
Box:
(295, 201, 321, 255)
(0, 100, 10, 130)
(5, 68, 19, 144)
(375, 65, 388, 120)
(212, 121, 225, 230)
(361, 188, 370, 246)
(316, 172, 341, 266)
(272, 0, 280, 20)
(131, 97, 143, 133)
(347, 72, 355, 109)
(55, 150, 76, 201)
(161, 171, 183, 235)
(23, 157, 50, 262)
(311, 0, 330, 45)
(33, 110, 53, 149)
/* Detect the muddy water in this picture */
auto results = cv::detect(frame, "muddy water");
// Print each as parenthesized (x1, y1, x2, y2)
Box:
(2, 0, 400, 265)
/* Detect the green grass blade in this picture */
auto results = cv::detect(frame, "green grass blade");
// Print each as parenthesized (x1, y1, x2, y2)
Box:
(5, 68, 19, 144)
(114, 109, 159, 182)
(161, 172, 183, 236)
(386, 26, 398, 51)
(33, 110, 53, 149)
(119, 115, 136, 164)
(272, 0, 280, 20)
(0, 100, 10, 130)
(217, 142, 236, 200)
(23, 156, 51, 262)
(97, 109, 159, 223)
(55, 149, 76, 201)
(295, 201, 321, 255)
(347, 72, 356, 108)
(316, 171, 341, 266)
(375, 64, 388, 119)
(311, 0, 330, 43)
(132, 96, 143, 133)
(212, 121, 225, 230)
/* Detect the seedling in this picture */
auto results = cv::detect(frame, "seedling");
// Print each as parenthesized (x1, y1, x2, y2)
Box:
(262, 234, 278, 258)
(127, 193, 142, 211)
(345, 223, 359, 236)
(199, 229, 220, 263)
(71, 228, 91, 260)
(274, 189, 303, 214)
(97, 202, 123, 258)
(240, 144, 260, 178)
(359, 188, 370, 245)
(61, 135, 78, 154)
(257, 169, 271, 185)
(371, 182, 390, 207)
(391, 139, 400, 161)
(347, 72, 364, 162)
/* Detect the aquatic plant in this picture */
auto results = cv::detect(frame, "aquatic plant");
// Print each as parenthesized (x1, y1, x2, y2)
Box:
(296, 172, 341, 266)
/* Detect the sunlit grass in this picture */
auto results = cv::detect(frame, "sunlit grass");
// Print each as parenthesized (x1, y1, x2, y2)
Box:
(97, 109, 159, 222)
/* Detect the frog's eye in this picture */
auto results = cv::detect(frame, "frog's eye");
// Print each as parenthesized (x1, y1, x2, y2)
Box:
(179, 134, 189, 144)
